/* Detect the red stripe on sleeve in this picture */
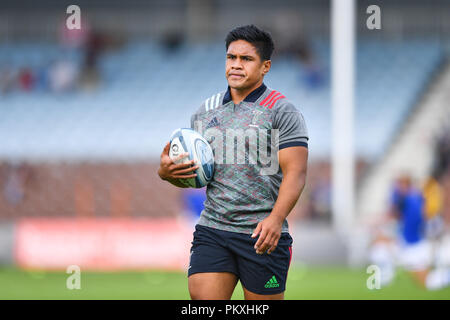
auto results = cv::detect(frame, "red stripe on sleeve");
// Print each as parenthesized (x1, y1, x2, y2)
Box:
(267, 95, 285, 109)
(263, 92, 281, 108)
(259, 90, 277, 106)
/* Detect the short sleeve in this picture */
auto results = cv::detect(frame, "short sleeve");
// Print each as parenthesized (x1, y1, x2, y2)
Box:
(272, 102, 309, 150)
(190, 102, 205, 131)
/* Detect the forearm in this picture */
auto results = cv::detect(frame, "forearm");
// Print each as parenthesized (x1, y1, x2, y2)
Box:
(270, 172, 306, 221)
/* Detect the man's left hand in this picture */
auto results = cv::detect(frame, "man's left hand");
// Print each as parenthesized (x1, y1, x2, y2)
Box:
(251, 214, 284, 255)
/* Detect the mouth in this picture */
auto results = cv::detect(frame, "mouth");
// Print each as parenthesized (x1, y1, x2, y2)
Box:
(228, 73, 245, 80)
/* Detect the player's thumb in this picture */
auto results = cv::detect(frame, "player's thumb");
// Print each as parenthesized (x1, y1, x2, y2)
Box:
(162, 141, 170, 155)
(251, 222, 262, 238)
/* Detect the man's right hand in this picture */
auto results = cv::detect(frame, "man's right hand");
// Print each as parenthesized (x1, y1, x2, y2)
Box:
(157, 142, 199, 185)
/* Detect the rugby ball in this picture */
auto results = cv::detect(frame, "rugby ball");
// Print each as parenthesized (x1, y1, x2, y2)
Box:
(169, 128, 214, 188)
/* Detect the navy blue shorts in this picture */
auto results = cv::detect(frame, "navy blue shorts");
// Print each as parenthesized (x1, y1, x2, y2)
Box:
(188, 224, 293, 295)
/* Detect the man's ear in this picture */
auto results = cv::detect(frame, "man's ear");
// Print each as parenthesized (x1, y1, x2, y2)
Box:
(262, 60, 271, 75)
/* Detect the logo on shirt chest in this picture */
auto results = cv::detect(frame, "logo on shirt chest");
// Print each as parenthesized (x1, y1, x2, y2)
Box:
(206, 117, 219, 129)
(246, 107, 272, 130)
(249, 110, 263, 128)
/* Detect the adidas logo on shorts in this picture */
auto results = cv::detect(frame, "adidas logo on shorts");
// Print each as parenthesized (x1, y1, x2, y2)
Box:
(264, 275, 280, 288)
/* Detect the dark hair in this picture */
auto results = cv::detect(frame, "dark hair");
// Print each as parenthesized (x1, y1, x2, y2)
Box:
(225, 25, 274, 61)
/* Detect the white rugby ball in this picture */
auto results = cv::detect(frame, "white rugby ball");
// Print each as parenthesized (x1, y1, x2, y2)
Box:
(169, 128, 214, 188)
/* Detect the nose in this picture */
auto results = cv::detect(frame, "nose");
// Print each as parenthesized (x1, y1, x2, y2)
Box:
(230, 58, 243, 70)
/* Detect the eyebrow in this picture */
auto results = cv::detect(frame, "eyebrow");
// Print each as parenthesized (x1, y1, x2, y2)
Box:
(226, 53, 255, 59)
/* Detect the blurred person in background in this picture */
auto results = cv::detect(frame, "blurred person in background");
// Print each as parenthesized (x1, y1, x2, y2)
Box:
(428, 125, 450, 274)
(34, 61, 51, 92)
(59, 14, 90, 51)
(2, 163, 32, 207)
(369, 175, 450, 290)
(434, 126, 450, 179)
(295, 39, 324, 90)
(48, 59, 79, 93)
(391, 175, 431, 286)
(423, 176, 444, 242)
(78, 31, 107, 91)
(0, 65, 16, 95)
(58, 15, 105, 91)
(181, 188, 206, 227)
(17, 67, 35, 92)
(161, 29, 185, 54)
(273, 10, 324, 90)
(309, 163, 331, 221)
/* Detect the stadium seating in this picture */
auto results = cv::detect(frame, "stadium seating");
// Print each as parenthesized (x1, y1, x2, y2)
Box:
(0, 38, 444, 161)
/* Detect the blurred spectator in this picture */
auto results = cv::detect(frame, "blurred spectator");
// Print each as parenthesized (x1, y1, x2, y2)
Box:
(79, 31, 107, 91)
(161, 30, 185, 53)
(442, 172, 450, 226)
(423, 176, 444, 240)
(273, 10, 324, 89)
(0, 66, 16, 95)
(289, 38, 325, 90)
(433, 126, 450, 179)
(18, 67, 35, 92)
(309, 178, 331, 221)
(34, 62, 51, 92)
(3, 164, 32, 206)
(431, 124, 450, 226)
(48, 59, 78, 93)
(309, 162, 332, 221)
(59, 16, 90, 51)
(84, 32, 105, 69)
(59, 16, 107, 91)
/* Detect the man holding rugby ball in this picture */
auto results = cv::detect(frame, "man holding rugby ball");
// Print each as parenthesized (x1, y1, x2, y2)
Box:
(158, 25, 308, 300)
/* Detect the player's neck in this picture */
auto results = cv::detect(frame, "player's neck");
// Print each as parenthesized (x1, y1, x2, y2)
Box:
(230, 81, 263, 104)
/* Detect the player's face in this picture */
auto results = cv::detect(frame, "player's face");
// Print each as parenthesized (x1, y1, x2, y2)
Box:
(226, 40, 270, 91)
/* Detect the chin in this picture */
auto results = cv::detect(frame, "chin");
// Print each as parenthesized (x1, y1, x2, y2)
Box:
(228, 79, 248, 90)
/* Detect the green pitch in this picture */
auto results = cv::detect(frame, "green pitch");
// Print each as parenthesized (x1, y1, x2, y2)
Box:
(1, 264, 449, 300)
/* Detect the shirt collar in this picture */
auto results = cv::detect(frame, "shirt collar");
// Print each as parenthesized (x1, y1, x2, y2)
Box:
(223, 83, 267, 104)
